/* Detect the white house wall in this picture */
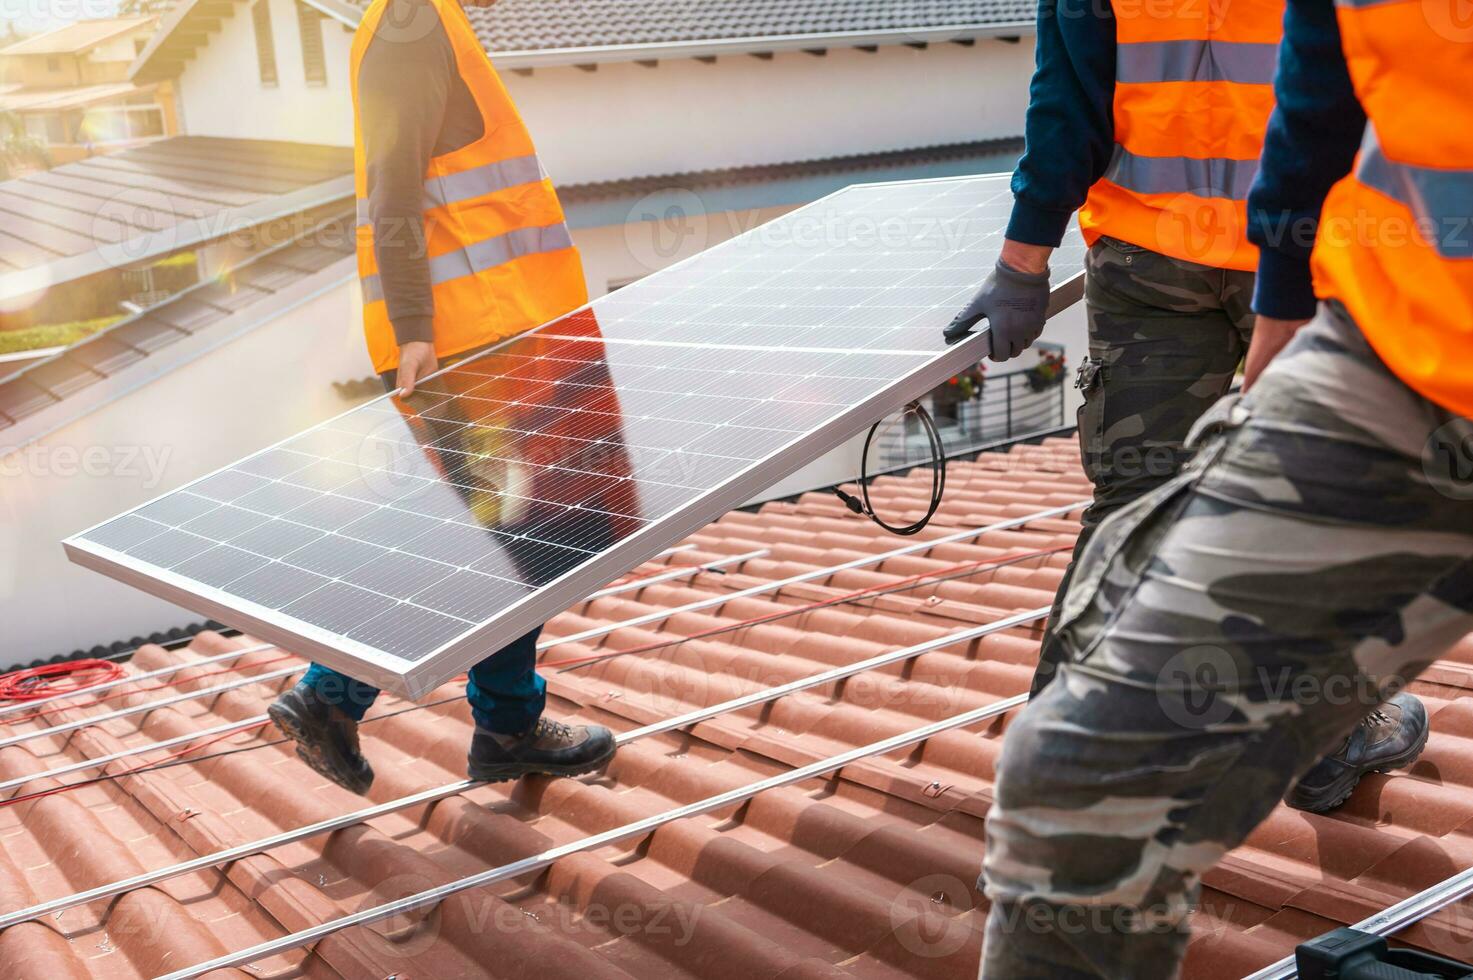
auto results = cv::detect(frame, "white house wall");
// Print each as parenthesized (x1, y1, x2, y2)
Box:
(0, 275, 372, 666)
(510, 41, 1034, 186)
(175, 28, 1034, 185)
(175, 0, 357, 144)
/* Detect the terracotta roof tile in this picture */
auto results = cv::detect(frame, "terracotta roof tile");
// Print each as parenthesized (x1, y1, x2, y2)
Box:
(1, 436, 1468, 977)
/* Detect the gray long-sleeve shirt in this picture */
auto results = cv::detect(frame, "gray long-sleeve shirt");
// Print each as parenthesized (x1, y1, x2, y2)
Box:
(358, 0, 484, 346)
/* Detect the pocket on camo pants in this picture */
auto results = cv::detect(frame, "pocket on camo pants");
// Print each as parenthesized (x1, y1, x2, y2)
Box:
(1054, 394, 1249, 663)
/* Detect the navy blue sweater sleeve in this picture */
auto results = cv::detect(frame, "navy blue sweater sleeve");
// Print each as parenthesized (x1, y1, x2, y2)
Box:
(358, 9, 452, 347)
(1247, 0, 1365, 319)
(1005, 0, 1117, 247)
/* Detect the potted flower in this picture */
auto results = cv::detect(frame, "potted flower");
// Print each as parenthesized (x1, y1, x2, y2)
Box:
(1026, 349, 1067, 392)
(949, 363, 987, 431)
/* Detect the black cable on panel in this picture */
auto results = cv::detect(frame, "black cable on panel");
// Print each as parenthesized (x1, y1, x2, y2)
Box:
(830, 400, 947, 537)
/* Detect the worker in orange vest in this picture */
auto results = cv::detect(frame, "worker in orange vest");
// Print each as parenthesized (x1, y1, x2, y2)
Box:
(944, 0, 1426, 810)
(979, 0, 1471, 972)
(268, 0, 615, 794)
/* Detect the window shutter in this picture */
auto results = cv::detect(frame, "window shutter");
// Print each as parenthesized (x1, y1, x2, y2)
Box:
(298, 3, 327, 85)
(252, 0, 278, 86)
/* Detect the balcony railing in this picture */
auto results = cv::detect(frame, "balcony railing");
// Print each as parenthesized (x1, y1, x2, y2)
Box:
(868, 360, 1070, 471)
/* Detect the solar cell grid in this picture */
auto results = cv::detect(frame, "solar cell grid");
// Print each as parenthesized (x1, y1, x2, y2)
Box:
(66, 174, 1086, 696)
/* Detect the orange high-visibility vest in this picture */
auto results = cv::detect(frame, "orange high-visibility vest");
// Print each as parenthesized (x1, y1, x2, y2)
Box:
(1309, 0, 1472, 416)
(349, 0, 588, 374)
(1078, 0, 1284, 270)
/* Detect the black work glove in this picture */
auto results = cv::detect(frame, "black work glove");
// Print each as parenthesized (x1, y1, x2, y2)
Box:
(943, 259, 1051, 362)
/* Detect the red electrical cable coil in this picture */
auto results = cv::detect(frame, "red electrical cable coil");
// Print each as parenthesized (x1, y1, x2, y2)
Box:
(0, 659, 127, 703)
(0, 653, 299, 728)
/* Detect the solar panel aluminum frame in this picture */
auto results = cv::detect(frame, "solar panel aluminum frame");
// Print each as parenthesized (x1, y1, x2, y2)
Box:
(64, 173, 1085, 699)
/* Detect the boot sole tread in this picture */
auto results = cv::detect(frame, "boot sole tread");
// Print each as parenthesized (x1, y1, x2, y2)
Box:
(268, 699, 373, 796)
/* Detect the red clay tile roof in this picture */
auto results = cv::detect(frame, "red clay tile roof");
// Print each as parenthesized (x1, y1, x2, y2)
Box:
(0, 436, 1467, 978)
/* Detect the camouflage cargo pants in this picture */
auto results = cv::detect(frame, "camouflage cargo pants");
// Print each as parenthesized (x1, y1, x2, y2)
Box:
(980, 302, 1473, 979)
(1032, 237, 1255, 695)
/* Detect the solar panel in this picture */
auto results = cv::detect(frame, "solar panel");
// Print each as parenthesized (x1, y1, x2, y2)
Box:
(65, 174, 1086, 698)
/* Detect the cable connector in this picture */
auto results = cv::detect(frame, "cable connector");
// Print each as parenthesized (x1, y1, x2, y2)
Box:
(826, 401, 946, 536)
(830, 487, 866, 515)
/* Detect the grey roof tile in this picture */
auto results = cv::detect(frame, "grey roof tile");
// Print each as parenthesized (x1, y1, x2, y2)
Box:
(463, 0, 1032, 50)
(146, 295, 230, 333)
(189, 280, 273, 313)
(0, 379, 57, 420)
(24, 357, 102, 399)
(108, 317, 189, 353)
(270, 239, 356, 275)
(561, 136, 1026, 202)
(356, 0, 1032, 53)
(0, 207, 355, 440)
(0, 137, 352, 276)
(232, 256, 314, 292)
(66, 334, 147, 376)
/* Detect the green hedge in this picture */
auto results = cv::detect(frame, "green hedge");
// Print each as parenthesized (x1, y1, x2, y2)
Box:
(0, 316, 122, 356)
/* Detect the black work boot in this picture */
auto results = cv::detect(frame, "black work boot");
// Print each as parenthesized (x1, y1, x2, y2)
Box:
(467, 716, 616, 783)
(268, 682, 374, 795)
(1286, 692, 1429, 813)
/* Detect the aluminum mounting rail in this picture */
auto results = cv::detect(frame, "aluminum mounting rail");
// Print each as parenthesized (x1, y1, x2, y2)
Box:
(0, 501, 1078, 751)
(0, 714, 270, 796)
(0, 665, 301, 752)
(0, 545, 696, 736)
(0, 503, 1078, 761)
(1243, 864, 1473, 979)
(0, 609, 1044, 933)
(154, 690, 1031, 979)
(539, 499, 1085, 650)
(0, 556, 760, 789)
(0, 644, 274, 721)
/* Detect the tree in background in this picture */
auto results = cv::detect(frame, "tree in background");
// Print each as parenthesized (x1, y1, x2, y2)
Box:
(0, 111, 51, 180)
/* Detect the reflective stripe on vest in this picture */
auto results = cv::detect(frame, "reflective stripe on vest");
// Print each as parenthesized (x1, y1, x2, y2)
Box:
(350, 0, 587, 375)
(1116, 39, 1278, 85)
(360, 221, 574, 304)
(1308, 0, 1473, 416)
(1077, 0, 1284, 270)
(354, 153, 546, 228)
(1104, 146, 1261, 201)
(1355, 124, 1473, 259)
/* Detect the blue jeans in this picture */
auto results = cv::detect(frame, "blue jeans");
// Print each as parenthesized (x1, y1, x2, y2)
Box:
(301, 625, 545, 735)
(301, 352, 549, 735)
